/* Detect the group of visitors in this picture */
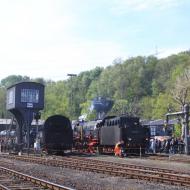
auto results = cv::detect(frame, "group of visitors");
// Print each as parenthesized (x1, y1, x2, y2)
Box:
(149, 137, 185, 154)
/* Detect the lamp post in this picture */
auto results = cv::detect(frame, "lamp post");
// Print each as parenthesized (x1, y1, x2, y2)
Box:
(67, 74, 77, 77)
(67, 74, 77, 117)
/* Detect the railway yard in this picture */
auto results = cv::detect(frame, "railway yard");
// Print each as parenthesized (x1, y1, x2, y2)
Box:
(0, 153, 189, 190)
(1, 81, 189, 189)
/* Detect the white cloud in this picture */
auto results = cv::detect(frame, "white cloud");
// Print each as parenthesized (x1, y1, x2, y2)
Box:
(109, 0, 187, 13)
(0, 1, 128, 81)
(156, 47, 190, 58)
(0, 0, 81, 81)
(0, 1, 189, 81)
(0, 40, 126, 81)
(0, 1, 75, 47)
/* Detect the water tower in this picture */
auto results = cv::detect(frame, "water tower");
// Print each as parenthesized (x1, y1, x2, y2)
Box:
(6, 82, 44, 152)
(91, 97, 113, 119)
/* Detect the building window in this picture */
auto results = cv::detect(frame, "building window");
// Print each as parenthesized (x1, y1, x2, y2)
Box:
(21, 89, 39, 103)
(7, 88, 15, 104)
(150, 126, 156, 136)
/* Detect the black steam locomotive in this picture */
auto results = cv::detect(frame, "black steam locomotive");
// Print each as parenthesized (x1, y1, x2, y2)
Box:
(73, 115, 150, 155)
(41, 115, 73, 154)
(99, 115, 150, 154)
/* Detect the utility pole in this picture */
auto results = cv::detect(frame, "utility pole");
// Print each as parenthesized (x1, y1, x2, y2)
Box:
(184, 104, 189, 154)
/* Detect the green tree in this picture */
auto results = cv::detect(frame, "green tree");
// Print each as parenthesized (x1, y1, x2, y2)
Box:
(139, 96, 155, 119)
(0, 87, 7, 117)
(43, 81, 69, 119)
(171, 67, 190, 106)
(173, 123, 182, 138)
(1, 75, 30, 87)
(152, 93, 177, 119)
(109, 99, 128, 115)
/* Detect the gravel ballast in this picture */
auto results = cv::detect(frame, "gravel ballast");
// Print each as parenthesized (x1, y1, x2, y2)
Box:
(0, 154, 189, 190)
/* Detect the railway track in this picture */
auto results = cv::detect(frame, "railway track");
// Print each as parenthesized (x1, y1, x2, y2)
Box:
(146, 154, 190, 164)
(60, 155, 190, 174)
(0, 154, 190, 187)
(0, 166, 74, 190)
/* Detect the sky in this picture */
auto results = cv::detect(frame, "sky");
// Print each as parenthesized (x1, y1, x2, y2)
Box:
(0, 0, 190, 81)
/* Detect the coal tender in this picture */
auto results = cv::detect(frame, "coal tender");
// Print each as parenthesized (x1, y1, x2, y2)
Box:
(43, 115, 73, 154)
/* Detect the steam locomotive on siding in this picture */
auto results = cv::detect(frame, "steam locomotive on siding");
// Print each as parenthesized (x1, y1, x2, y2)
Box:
(73, 115, 150, 155)
(0, 114, 149, 155)
(98, 115, 150, 154)
(38, 114, 149, 155)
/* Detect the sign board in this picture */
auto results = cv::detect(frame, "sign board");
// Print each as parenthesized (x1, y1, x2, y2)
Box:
(27, 103, 33, 108)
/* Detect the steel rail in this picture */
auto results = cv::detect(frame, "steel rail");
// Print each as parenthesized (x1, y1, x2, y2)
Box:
(0, 166, 75, 190)
(62, 155, 190, 175)
(0, 184, 11, 190)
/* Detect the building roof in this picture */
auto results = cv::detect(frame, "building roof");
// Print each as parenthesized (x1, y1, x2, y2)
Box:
(0, 118, 44, 126)
(141, 119, 179, 126)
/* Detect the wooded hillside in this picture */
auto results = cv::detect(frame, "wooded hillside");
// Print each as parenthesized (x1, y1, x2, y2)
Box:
(1, 50, 190, 120)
